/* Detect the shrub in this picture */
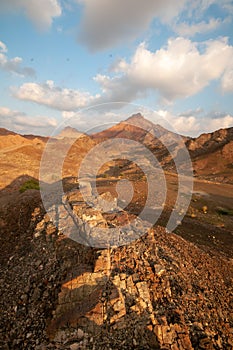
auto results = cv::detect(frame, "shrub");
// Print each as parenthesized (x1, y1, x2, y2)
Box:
(216, 206, 233, 216)
(19, 179, 40, 193)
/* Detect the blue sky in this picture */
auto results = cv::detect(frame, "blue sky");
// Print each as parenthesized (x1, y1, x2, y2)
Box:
(0, 0, 233, 136)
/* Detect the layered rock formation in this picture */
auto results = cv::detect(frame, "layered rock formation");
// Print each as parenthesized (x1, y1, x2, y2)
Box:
(0, 188, 232, 349)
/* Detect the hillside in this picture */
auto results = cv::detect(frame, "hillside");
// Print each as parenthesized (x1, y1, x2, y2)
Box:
(0, 128, 95, 190)
(0, 116, 233, 348)
(92, 113, 233, 183)
(56, 126, 84, 139)
(1, 116, 233, 187)
(92, 113, 190, 174)
(0, 127, 17, 136)
(187, 128, 233, 183)
(0, 176, 232, 349)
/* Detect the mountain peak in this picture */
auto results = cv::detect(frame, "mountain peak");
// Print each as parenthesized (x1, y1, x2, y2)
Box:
(126, 112, 145, 122)
(56, 126, 82, 139)
(125, 113, 163, 134)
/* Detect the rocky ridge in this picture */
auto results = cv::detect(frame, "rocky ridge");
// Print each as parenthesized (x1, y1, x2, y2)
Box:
(0, 188, 232, 349)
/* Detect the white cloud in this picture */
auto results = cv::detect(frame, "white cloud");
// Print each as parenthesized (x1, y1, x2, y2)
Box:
(13, 36, 233, 111)
(94, 37, 233, 103)
(77, 0, 186, 51)
(207, 114, 233, 131)
(14, 80, 98, 111)
(0, 106, 57, 134)
(221, 68, 233, 92)
(0, 0, 61, 30)
(0, 41, 7, 53)
(174, 18, 222, 37)
(157, 109, 233, 136)
(14, 37, 233, 111)
(0, 40, 35, 77)
(77, 0, 233, 51)
(62, 111, 77, 119)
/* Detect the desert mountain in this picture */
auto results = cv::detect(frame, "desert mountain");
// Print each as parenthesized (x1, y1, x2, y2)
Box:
(0, 133, 32, 150)
(23, 134, 49, 142)
(0, 131, 46, 189)
(92, 113, 233, 183)
(1, 114, 233, 188)
(92, 113, 187, 145)
(0, 127, 17, 136)
(91, 113, 190, 173)
(187, 127, 233, 182)
(1, 114, 233, 190)
(0, 127, 48, 147)
(0, 126, 95, 190)
(56, 126, 84, 139)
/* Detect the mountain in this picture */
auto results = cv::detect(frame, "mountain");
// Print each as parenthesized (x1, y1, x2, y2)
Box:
(0, 127, 17, 136)
(92, 113, 233, 183)
(56, 126, 83, 139)
(92, 113, 186, 143)
(0, 132, 45, 190)
(0, 126, 96, 190)
(92, 113, 190, 173)
(186, 127, 233, 182)
(23, 134, 49, 142)
(1, 115, 233, 186)
(0, 133, 32, 150)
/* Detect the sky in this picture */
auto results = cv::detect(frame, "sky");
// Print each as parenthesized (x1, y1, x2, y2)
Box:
(0, 0, 233, 137)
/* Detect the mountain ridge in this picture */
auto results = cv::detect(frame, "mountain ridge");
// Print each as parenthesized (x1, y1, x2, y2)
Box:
(1, 113, 233, 183)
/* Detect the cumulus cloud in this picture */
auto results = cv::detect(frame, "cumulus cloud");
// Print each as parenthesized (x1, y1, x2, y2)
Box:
(77, 0, 186, 51)
(221, 68, 233, 92)
(77, 0, 232, 51)
(0, 106, 57, 134)
(0, 0, 61, 30)
(174, 18, 222, 37)
(94, 37, 233, 103)
(0, 41, 7, 53)
(156, 110, 233, 136)
(0, 40, 35, 77)
(207, 114, 233, 131)
(13, 37, 233, 111)
(14, 80, 98, 111)
(14, 36, 233, 110)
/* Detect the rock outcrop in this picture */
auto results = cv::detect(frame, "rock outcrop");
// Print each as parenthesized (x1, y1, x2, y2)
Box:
(0, 188, 232, 349)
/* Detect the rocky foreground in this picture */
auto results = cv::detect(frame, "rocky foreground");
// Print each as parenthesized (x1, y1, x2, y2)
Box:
(0, 189, 233, 349)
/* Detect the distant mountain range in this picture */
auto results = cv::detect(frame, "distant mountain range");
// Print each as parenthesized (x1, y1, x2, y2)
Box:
(92, 113, 233, 183)
(0, 113, 233, 189)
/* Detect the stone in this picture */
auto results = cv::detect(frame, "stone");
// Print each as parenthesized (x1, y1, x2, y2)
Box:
(154, 325, 163, 343)
(171, 344, 180, 350)
(53, 330, 67, 343)
(70, 343, 80, 350)
(162, 326, 176, 345)
(199, 337, 212, 348)
(154, 264, 166, 276)
(1, 185, 233, 350)
(77, 328, 84, 339)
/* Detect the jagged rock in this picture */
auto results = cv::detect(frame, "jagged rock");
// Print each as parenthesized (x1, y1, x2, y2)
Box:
(0, 189, 233, 349)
